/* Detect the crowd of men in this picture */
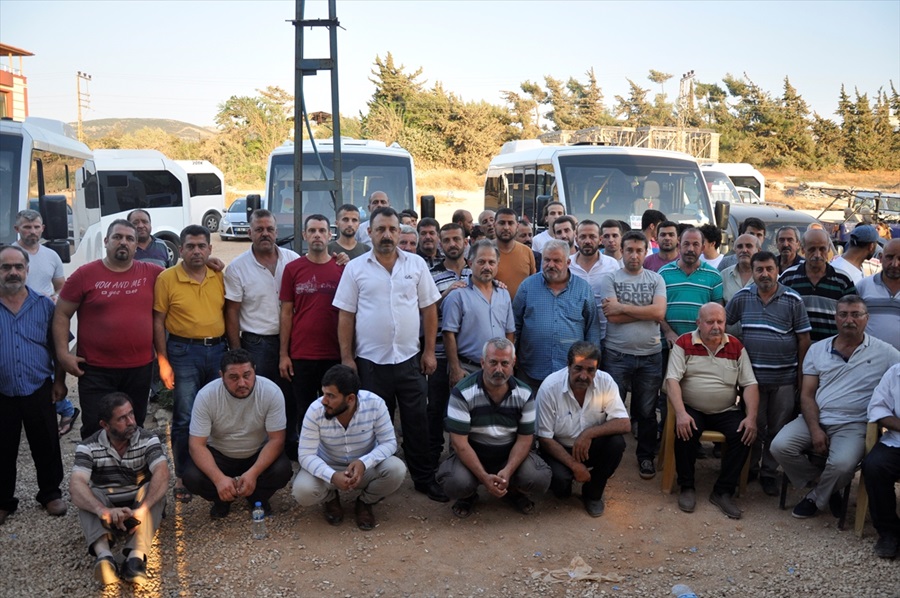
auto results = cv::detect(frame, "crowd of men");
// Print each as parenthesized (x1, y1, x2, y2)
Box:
(2, 195, 899, 587)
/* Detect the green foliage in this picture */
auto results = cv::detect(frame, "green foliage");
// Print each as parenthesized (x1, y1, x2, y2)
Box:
(90, 58, 899, 183)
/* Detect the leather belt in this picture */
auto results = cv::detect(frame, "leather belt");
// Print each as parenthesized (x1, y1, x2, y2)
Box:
(168, 334, 227, 346)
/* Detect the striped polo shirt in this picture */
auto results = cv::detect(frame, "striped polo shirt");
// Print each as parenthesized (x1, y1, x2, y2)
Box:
(73, 428, 167, 495)
(659, 261, 724, 335)
(445, 371, 535, 454)
(725, 283, 812, 386)
(779, 262, 856, 342)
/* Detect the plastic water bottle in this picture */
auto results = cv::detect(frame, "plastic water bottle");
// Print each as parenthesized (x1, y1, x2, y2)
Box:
(671, 584, 698, 598)
(251, 501, 267, 540)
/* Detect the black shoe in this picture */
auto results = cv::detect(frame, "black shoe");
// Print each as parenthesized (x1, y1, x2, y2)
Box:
(709, 491, 742, 519)
(324, 496, 344, 526)
(639, 459, 656, 480)
(121, 556, 148, 585)
(355, 499, 376, 531)
(828, 492, 843, 519)
(760, 477, 779, 497)
(791, 497, 818, 519)
(415, 481, 450, 503)
(209, 501, 231, 520)
(583, 497, 605, 517)
(678, 487, 696, 513)
(874, 534, 899, 559)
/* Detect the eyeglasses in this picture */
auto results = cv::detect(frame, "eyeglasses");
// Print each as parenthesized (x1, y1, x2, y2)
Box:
(836, 311, 868, 319)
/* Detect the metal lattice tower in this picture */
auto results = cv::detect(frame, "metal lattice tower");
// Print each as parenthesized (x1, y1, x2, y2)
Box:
(291, 0, 342, 253)
(76, 71, 92, 142)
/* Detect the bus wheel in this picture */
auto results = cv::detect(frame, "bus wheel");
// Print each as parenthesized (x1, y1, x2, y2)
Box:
(203, 211, 221, 232)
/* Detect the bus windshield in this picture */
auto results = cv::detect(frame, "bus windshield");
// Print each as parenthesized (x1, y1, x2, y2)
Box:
(0, 133, 24, 245)
(267, 151, 414, 229)
(557, 154, 711, 229)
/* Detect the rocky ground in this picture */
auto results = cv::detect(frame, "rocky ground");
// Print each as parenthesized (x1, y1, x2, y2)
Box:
(2, 388, 898, 598)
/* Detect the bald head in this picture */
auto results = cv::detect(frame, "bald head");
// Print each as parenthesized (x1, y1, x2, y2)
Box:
(882, 238, 900, 281)
(696, 302, 726, 346)
(368, 191, 389, 212)
(802, 228, 829, 249)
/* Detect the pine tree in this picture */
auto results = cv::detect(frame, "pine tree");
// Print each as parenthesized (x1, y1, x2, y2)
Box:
(614, 79, 652, 126)
(842, 91, 879, 170)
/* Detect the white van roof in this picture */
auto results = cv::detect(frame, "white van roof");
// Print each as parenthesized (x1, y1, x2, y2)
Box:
(490, 139, 700, 168)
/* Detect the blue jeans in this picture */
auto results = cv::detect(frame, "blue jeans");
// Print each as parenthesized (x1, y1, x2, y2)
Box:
(240, 333, 295, 443)
(601, 348, 662, 463)
(168, 339, 226, 478)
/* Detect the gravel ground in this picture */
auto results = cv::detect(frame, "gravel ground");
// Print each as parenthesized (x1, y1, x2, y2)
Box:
(2, 383, 898, 598)
(3, 234, 897, 597)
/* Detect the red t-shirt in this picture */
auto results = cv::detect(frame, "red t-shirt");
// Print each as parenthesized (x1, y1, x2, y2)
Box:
(278, 257, 343, 360)
(60, 260, 162, 368)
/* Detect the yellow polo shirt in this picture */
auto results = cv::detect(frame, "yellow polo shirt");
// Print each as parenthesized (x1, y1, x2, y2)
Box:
(154, 265, 226, 338)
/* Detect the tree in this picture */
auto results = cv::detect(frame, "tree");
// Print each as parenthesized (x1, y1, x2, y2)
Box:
(614, 79, 653, 126)
(501, 89, 542, 139)
(841, 91, 879, 170)
(811, 114, 843, 168)
(648, 69, 672, 94)
(873, 91, 896, 168)
(572, 68, 614, 128)
(543, 76, 579, 130)
(368, 52, 425, 113)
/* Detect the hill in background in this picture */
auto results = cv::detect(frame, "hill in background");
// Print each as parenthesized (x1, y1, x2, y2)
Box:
(76, 118, 216, 140)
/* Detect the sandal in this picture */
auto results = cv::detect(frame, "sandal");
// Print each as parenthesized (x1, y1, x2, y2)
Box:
(505, 491, 535, 515)
(451, 493, 478, 518)
(58, 408, 80, 437)
(174, 486, 193, 503)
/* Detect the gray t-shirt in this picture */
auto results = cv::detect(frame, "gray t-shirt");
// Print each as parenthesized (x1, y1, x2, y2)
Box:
(599, 268, 666, 356)
(190, 375, 287, 459)
(21, 243, 63, 297)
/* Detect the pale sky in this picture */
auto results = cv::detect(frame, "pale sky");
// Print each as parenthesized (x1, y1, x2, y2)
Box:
(1, 0, 898, 128)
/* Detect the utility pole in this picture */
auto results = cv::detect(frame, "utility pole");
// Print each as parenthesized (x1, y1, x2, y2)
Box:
(676, 70, 695, 153)
(291, 0, 342, 254)
(76, 71, 92, 142)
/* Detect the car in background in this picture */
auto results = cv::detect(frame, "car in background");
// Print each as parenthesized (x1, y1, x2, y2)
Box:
(734, 186, 762, 204)
(701, 168, 744, 204)
(723, 203, 823, 254)
(219, 197, 250, 241)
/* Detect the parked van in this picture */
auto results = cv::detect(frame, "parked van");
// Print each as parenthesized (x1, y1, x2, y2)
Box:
(701, 162, 765, 202)
(175, 159, 225, 232)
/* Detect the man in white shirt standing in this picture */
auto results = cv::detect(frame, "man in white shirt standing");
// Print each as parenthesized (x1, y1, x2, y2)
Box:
(832, 225, 881, 283)
(224, 209, 299, 456)
(333, 207, 447, 502)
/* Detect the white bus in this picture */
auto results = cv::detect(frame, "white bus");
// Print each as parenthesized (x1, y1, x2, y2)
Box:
(485, 140, 715, 232)
(175, 159, 225, 232)
(265, 138, 417, 241)
(1, 117, 93, 268)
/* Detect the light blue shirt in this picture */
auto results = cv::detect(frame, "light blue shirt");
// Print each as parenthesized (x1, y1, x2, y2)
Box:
(441, 280, 515, 364)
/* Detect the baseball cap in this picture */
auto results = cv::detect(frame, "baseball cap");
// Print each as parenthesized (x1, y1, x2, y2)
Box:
(850, 224, 878, 243)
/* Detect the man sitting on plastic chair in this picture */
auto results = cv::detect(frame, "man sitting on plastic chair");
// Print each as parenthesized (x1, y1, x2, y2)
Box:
(771, 295, 899, 521)
(665, 302, 759, 519)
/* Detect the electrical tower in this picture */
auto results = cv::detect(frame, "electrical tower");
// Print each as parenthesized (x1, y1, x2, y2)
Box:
(676, 70, 695, 153)
(76, 71, 92, 142)
(291, 0, 342, 254)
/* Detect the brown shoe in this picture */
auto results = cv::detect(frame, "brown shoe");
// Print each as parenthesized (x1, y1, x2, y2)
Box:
(45, 498, 67, 517)
(324, 495, 343, 526)
(355, 499, 376, 531)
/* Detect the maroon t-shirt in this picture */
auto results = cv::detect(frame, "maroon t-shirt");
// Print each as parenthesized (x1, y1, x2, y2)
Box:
(279, 257, 343, 360)
(60, 260, 162, 368)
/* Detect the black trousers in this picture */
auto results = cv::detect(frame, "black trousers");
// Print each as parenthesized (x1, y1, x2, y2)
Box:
(862, 442, 900, 539)
(426, 357, 451, 471)
(182, 446, 292, 506)
(0, 379, 63, 511)
(357, 356, 432, 486)
(540, 434, 626, 501)
(290, 358, 340, 433)
(78, 362, 152, 440)
(674, 405, 749, 496)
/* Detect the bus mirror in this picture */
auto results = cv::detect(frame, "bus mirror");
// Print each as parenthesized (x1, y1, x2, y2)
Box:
(45, 239, 70, 263)
(420, 195, 435, 219)
(536, 195, 552, 226)
(40, 195, 69, 241)
(246, 194, 261, 220)
(714, 200, 730, 230)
